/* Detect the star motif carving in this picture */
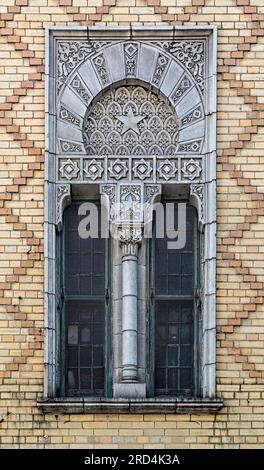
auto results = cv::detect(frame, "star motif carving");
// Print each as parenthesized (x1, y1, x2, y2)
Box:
(182, 159, 202, 180)
(132, 159, 152, 180)
(157, 159, 177, 181)
(59, 159, 80, 180)
(108, 158, 128, 180)
(83, 159, 104, 181)
(117, 108, 145, 135)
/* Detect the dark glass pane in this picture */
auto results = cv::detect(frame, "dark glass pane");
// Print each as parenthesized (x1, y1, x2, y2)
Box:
(156, 323, 167, 343)
(168, 275, 180, 295)
(67, 369, 77, 389)
(184, 234, 194, 250)
(155, 368, 166, 389)
(168, 253, 180, 274)
(93, 368, 104, 390)
(64, 201, 105, 297)
(80, 310, 92, 322)
(186, 210, 194, 230)
(67, 276, 79, 296)
(68, 231, 79, 251)
(80, 237, 91, 254)
(67, 253, 79, 275)
(67, 206, 79, 227)
(158, 254, 167, 274)
(80, 368, 91, 389)
(95, 253, 105, 275)
(68, 325, 78, 345)
(156, 301, 168, 322)
(81, 327, 91, 344)
(156, 346, 166, 366)
(168, 345, 178, 366)
(80, 275, 91, 295)
(65, 301, 106, 396)
(168, 368, 178, 390)
(181, 303, 193, 322)
(180, 323, 192, 344)
(181, 253, 193, 274)
(93, 323, 105, 344)
(168, 305, 180, 322)
(156, 275, 167, 294)
(93, 238, 105, 252)
(67, 347, 78, 367)
(180, 368, 192, 390)
(168, 324, 178, 343)
(80, 254, 91, 272)
(63, 200, 106, 398)
(93, 303, 105, 321)
(92, 275, 105, 295)
(156, 237, 167, 251)
(180, 345, 192, 366)
(154, 202, 196, 398)
(80, 346, 92, 367)
(181, 275, 193, 295)
(93, 346, 104, 367)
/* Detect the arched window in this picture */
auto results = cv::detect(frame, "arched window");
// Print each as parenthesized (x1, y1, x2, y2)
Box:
(42, 27, 221, 414)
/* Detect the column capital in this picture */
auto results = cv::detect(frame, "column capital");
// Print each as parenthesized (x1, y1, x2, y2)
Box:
(118, 225, 142, 257)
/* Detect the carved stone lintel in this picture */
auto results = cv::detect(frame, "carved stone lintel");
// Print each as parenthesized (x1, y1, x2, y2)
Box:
(56, 183, 71, 231)
(190, 183, 204, 231)
(119, 225, 142, 252)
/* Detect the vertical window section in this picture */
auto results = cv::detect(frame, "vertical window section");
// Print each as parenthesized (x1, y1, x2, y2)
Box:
(64, 201, 106, 397)
(154, 203, 196, 398)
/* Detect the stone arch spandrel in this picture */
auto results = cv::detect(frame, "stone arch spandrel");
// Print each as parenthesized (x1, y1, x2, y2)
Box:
(56, 41, 205, 156)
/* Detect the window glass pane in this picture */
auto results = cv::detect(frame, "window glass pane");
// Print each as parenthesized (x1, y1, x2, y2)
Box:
(154, 202, 196, 398)
(67, 347, 78, 367)
(67, 369, 78, 390)
(155, 301, 194, 397)
(64, 202, 106, 297)
(80, 346, 92, 366)
(64, 201, 106, 398)
(94, 368, 104, 390)
(80, 368, 91, 389)
(168, 345, 179, 367)
(80, 327, 91, 344)
(67, 325, 78, 345)
(65, 300, 106, 396)
(155, 204, 195, 296)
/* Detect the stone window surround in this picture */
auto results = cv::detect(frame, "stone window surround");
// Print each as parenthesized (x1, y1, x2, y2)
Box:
(39, 26, 223, 414)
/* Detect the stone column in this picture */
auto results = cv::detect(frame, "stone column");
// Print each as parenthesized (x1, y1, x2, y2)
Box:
(119, 227, 142, 383)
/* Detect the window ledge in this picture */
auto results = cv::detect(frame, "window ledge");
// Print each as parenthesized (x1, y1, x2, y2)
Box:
(37, 397, 223, 414)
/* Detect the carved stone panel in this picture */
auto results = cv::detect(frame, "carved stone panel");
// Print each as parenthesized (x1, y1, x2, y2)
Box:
(56, 39, 207, 156)
(82, 85, 179, 156)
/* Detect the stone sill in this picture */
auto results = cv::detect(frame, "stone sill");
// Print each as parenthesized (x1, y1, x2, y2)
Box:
(37, 398, 223, 414)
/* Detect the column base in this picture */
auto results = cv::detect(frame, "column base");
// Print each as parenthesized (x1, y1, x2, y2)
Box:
(113, 383, 146, 398)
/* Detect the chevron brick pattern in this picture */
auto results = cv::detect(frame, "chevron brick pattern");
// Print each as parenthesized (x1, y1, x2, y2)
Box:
(0, 0, 264, 448)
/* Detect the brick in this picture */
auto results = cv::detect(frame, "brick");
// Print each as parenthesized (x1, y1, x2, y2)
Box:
(1, 28, 13, 36)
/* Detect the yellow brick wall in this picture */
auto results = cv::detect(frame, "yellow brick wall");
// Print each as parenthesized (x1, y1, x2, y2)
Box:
(0, 0, 264, 449)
